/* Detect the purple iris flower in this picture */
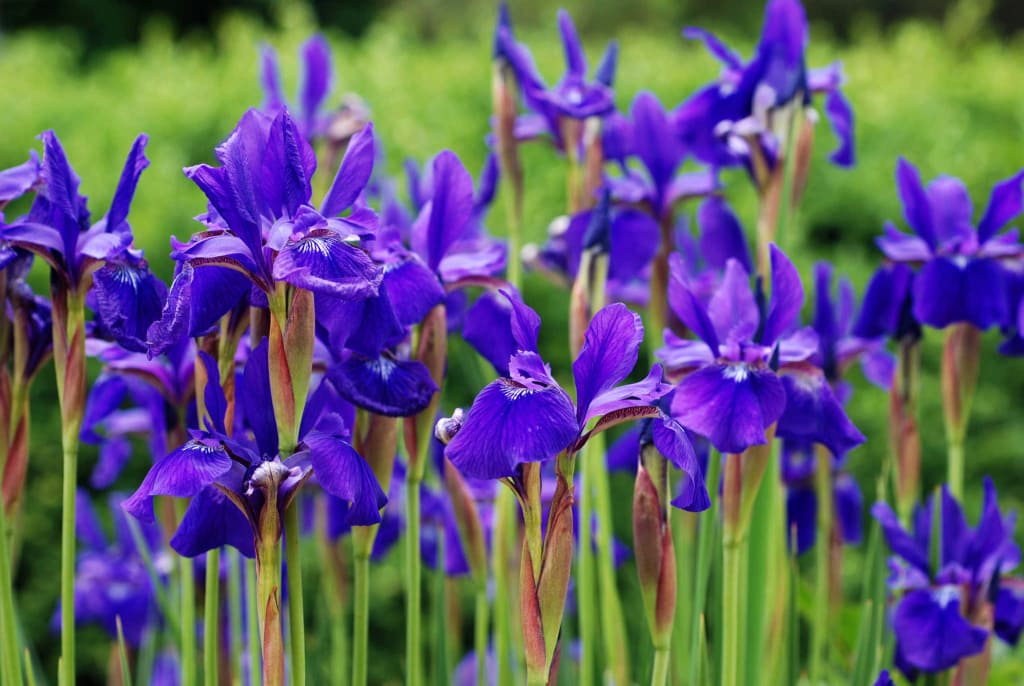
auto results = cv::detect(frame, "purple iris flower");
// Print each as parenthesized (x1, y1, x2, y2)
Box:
(604, 91, 719, 224)
(781, 438, 862, 555)
(872, 479, 1024, 675)
(124, 341, 386, 558)
(151, 109, 381, 353)
(669, 195, 755, 305)
(852, 262, 921, 345)
(661, 244, 862, 456)
(0, 132, 148, 284)
(261, 35, 335, 140)
(524, 189, 660, 304)
(495, 6, 617, 152)
(675, 0, 853, 179)
(874, 158, 1023, 330)
(64, 490, 166, 648)
(448, 291, 707, 511)
(873, 671, 894, 686)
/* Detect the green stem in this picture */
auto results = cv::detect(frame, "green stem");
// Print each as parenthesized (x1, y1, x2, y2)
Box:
(227, 549, 243, 686)
(651, 647, 671, 686)
(177, 504, 197, 686)
(493, 488, 517, 686)
(255, 537, 283, 686)
(405, 476, 423, 686)
(352, 551, 370, 686)
(474, 586, 489, 686)
(246, 559, 260, 682)
(722, 535, 744, 686)
(689, 451, 722, 686)
(809, 446, 833, 682)
(204, 548, 220, 686)
(575, 450, 596, 686)
(59, 393, 80, 686)
(0, 487, 21, 686)
(947, 438, 964, 503)
(589, 432, 630, 685)
(284, 505, 306, 686)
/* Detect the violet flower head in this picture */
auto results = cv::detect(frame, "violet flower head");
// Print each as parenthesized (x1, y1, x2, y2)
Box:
(123, 342, 386, 557)
(781, 438, 862, 555)
(152, 110, 381, 354)
(604, 91, 719, 223)
(495, 7, 618, 151)
(448, 291, 707, 510)
(876, 158, 1023, 330)
(261, 35, 335, 140)
(872, 479, 1024, 676)
(676, 0, 853, 179)
(66, 490, 167, 647)
(0, 131, 150, 293)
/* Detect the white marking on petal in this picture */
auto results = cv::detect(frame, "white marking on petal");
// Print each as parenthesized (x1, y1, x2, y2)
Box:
(722, 364, 750, 383)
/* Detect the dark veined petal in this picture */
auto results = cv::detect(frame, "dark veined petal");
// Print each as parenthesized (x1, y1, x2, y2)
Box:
(653, 416, 710, 512)
(895, 157, 937, 248)
(786, 486, 817, 555)
(823, 89, 854, 167)
(316, 288, 405, 357)
(91, 259, 167, 353)
(707, 259, 760, 346)
(321, 123, 375, 216)
(299, 34, 332, 126)
(892, 587, 988, 672)
(273, 232, 381, 300)
(775, 367, 865, 457)
(698, 196, 753, 273)
(762, 244, 804, 344)
(302, 431, 387, 526)
(573, 303, 644, 423)
(977, 170, 1024, 244)
(170, 480, 256, 558)
(328, 353, 437, 417)
(105, 134, 150, 233)
(913, 256, 1007, 330)
(670, 363, 785, 455)
(445, 378, 577, 480)
(146, 263, 251, 356)
(122, 436, 234, 522)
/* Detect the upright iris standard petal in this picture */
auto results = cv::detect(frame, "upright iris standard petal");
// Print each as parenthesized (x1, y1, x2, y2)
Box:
(698, 196, 753, 273)
(572, 304, 644, 423)
(667, 253, 720, 353)
(871, 501, 929, 574)
(446, 377, 577, 479)
(762, 244, 804, 344)
(321, 123, 376, 216)
(977, 170, 1024, 243)
(895, 157, 937, 248)
(105, 134, 150, 233)
(299, 35, 333, 128)
(834, 472, 863, 543)
(671, 363, 785, 454)
(463, 291, 516, 376)
(415, 151, 476, 272)
(824, 89, 854, 167)
(707, 260, 761, 346)
(893, 587, 988, 672)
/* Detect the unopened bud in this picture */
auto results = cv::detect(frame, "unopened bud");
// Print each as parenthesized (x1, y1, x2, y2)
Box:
(435, 408, 465, 446)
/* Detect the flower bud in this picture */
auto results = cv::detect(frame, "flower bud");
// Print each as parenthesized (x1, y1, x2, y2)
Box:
(434, 408, 465, 446)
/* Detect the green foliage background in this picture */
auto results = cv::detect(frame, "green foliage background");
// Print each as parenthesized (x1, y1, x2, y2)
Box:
(2, 1, 1024, 682)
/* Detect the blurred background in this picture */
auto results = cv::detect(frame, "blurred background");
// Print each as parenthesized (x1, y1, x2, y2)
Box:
(2, 0, 1024, 682)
